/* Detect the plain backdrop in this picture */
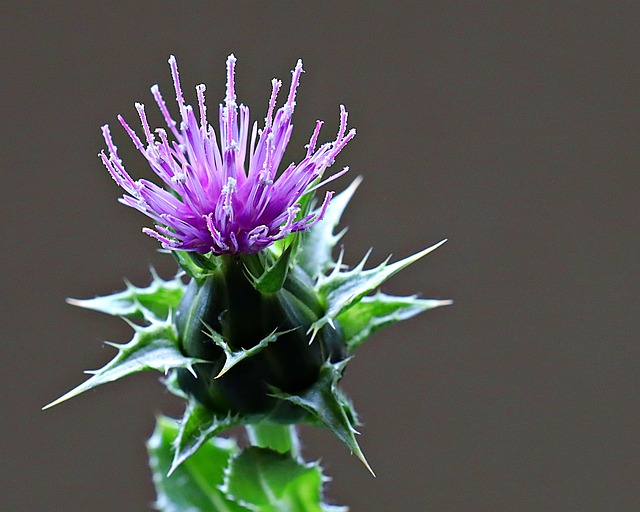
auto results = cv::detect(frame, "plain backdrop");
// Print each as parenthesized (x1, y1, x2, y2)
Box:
(2, 2, 638, 511)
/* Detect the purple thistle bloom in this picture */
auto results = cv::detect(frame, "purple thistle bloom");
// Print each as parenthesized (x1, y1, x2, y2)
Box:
(100, 55, 355, 255)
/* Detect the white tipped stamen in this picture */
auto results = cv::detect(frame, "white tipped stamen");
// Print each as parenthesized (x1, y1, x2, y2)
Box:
(266, 78, 282, 127)
(329, 128, 356, 161)
(196, 84, 207, 129)
(336, 105, 348, 143)
(284, 59, 304, 114)
(306, 120, 324, 157)
(118, 115, 145, 151)
(264, 132, 276, 177)
(135, 103, 156, 149)
(101, 125, 119, 160)
(168, 55, 187, 121)
(221, 177, 237, 217)
(155, 128, 172, 162)
(225, 54, 237, 105)
(150, 84, 179, 138)
(224, 54, 238, 149)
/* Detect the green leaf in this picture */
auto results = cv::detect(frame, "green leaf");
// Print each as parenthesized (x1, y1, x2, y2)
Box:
(298, 177, 362, 279)
(243, 236, 299, 294)
(272, 361, 374, 476)
(337, 292, 453, 353)
(245, 423, 301, 457)
(173, 250, 219, 281)
(224, 447, 346, 512)
(170, 399, 244, 475)
(67, 268, 185, 322)
(310, 239, 447, 338)
(43, 317, 201, 409)
(148, 416, 250, 512)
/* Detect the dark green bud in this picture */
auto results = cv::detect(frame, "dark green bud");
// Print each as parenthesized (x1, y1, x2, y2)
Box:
(175, 255, 346, 422)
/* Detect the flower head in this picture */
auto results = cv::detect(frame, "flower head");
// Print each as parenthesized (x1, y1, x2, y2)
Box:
(100, 55, 355, 255)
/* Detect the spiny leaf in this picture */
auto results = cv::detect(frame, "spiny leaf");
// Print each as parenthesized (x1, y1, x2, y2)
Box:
(223, 447, 347, 512)
(272, 361, 374, 476)
(43, 318, 200, 409)
(67, 268, 185, 322)
(148, 416, 249, 512)
(170, 399, 244, 475)
(337, 292, 453, 353)
(245, 423, 301, 457)
(204, 324, 295, 378)
(310, 239, 447, 337)
(298, 177, 362, 279)
(161, 369, 189, 399)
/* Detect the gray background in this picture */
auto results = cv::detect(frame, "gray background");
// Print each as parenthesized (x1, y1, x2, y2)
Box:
(2, 2, 638, 511)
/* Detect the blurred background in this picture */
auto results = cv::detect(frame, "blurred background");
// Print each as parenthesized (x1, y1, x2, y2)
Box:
(2, 2, 638, 511)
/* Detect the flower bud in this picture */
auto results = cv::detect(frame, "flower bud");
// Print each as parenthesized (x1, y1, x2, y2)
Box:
(175, 255, 346, 422)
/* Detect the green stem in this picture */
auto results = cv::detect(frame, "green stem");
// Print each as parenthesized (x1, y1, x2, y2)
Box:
(245, 423, 301, 460)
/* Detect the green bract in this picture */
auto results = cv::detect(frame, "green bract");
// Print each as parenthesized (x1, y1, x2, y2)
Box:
(148, 417, 347, 511)
(46, 178, 450, 478)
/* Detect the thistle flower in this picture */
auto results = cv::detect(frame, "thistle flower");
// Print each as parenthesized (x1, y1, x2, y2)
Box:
(100, 55, 354, 255)
(48, 54, 449, 499)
